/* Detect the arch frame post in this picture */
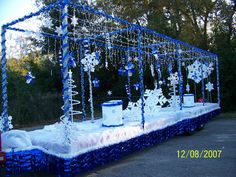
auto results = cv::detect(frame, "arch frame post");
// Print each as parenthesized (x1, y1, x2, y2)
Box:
(1, 25, 9, 132)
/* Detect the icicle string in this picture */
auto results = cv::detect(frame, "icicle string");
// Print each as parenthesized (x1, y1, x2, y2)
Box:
(80, 43, 86, 121)
(137, 29, 145, 129)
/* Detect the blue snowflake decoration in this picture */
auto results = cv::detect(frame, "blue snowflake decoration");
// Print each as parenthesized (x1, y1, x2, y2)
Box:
(133, 82, 140, 91)
(162, 79, 166, 85)
(125, 62, 135, 77)
(92, 78, 100, 88)
(69, 52, 76, 68)
(118, 67, 127, 76)
(25, 71, 35, 84)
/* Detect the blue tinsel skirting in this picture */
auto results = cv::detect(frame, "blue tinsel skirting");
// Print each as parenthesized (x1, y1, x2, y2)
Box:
(4, 109, 220, 177)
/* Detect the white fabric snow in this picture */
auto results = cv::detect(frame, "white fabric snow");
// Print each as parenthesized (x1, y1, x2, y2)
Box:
(2, 130, 32, 150)
(2, 103, 220, 158)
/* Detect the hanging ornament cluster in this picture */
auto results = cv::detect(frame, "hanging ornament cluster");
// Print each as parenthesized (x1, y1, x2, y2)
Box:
(133, 82, 140, 91)
(25, 71, 35, 84)
(92, 78, 100, 88)
(187, 60, 214, 83)
(205, 82, 214, 92)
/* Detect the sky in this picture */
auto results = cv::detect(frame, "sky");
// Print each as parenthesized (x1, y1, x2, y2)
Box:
(0, 0, 37, 32)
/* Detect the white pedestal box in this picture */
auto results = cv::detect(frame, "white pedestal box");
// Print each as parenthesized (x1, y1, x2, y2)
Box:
(183, 94, 195, 107)
(102, 100, 123, 127)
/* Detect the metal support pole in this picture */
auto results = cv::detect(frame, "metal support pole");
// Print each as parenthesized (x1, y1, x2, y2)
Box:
(1, 26, 9, 132)
(61, 0, 70, 122)
(201, 60, 205, 106)
(137, 29, 145, 129)
(216, 56, 220, 106)
(177, 45, 183, 110)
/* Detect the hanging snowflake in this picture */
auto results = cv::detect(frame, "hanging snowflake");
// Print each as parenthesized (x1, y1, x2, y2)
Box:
(186, 83, 190, 93)
(205, 62, 214, 76)
(168, 72, 179, 86)
(81, 52, 99, 72)
(25, 71, 35, 84)
(92, 78, 100, 88)
(55, 26, 63, 36)
(71, 15, 78, 26)
(107, 90, 112, 96)
(187, 60, 202, 83)
(205, 82, 214, 92)
(187, 60, 214, 84)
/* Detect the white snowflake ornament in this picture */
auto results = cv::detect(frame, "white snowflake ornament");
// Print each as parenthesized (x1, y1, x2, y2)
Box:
(187, 60, 214, 84)
(205, 82, 214, 92)
(187, 60, 202, 83)
(168, 72, 179, 86)
(107, 90, 112, 96)
(81, 52, 99, 72)
(55, 26, 63, 35)
(71, 15, 78, 26)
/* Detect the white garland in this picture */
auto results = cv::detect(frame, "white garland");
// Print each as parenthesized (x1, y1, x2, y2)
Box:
(0, 115, 13, 132)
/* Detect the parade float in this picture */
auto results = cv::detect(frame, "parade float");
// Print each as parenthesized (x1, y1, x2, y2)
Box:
(0, 0, 220, 176)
